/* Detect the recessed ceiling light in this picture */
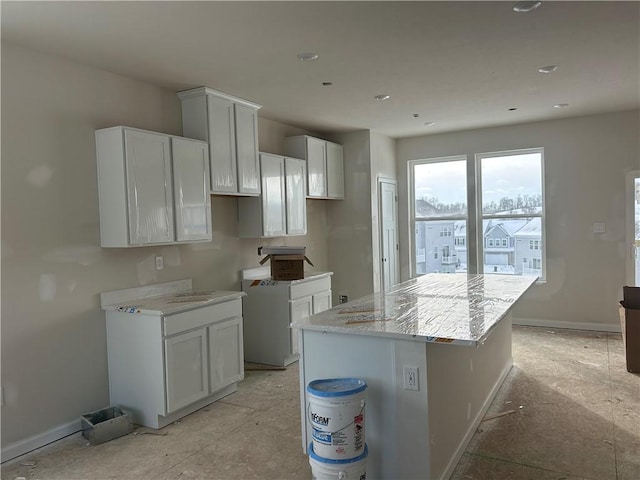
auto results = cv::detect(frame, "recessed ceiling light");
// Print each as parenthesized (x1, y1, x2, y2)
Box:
(553, 103, 569, 108)
(513, 1, 542, 13)
(413, 113, 420, 118)
(538, 65, 558, 74)
(374, 94, 390, 101)
(424, 122, 436, 127)
(297, 52, 319, 61)
(322, 82, 333, 86)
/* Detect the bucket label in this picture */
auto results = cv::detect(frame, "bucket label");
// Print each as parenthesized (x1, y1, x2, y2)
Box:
(312, 428, 332, 445)
(311, 412, 330, 426)
(354, 414, 364, 451)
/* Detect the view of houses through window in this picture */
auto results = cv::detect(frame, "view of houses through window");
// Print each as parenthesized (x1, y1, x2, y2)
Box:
(411, 149, 544, 279)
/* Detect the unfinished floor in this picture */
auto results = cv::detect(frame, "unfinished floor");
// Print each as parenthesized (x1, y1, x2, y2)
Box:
(2, 326, 639, 480)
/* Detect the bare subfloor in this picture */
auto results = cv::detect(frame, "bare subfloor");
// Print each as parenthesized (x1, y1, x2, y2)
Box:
(2, 326, 638, 480)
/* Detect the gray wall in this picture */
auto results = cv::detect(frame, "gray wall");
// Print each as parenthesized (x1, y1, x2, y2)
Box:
(397, 110, 640, 328)
(0, 44, 328, 455)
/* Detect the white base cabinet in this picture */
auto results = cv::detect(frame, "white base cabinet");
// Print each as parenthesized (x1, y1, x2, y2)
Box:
(178, 87, 261, 196)
(285, 135, 344, 199)
(105, 296, 244, 429)
(96, 126, 212, 247)
(237, 153, 307, 238)
(241, 273, 332, 366)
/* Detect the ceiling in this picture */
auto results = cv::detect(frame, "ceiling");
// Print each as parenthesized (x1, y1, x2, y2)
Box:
(2, 1, 639, 138)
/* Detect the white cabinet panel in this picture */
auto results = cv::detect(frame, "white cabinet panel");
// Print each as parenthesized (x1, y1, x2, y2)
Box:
(124, 129, 174, 245)
(172, 137, 212, 242)
(208, 316, 244, 393)
(164, 329, 208, 413)
(285, 157, 307, 235)
(234, 103, 260, 195)
(312, 290, 332, 314)
(261, 154, 287, 237)
(306, 137, 327, 197)
(285, 135, 344, 200)
(290, 296, 313, 356)
(178, 87, 261, 196)
(207, 95, 237, 193)
(326, 141, 345, 199)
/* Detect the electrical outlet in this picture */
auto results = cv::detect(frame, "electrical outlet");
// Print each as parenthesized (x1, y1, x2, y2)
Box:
(403, 366, 419, 391)
(339, 294, 348, 304)
(155, 256, 164, 270)
(593, 223, 606, 234)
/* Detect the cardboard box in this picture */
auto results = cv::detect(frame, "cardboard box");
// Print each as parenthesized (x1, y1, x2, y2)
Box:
(260, 254, 314, 281)
(620, 286, 640, 373)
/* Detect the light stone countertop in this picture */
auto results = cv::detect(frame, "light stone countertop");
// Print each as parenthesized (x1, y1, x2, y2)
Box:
(292, 273, 537, 346)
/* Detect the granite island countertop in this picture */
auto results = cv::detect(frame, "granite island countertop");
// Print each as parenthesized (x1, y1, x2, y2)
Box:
(291, 273, 537, 346)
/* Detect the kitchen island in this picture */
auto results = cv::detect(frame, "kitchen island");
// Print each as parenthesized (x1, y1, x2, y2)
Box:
(293, 273, 537, 480)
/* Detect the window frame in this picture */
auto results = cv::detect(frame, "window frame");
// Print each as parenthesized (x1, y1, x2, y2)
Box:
(408, 155, 468, 277)
(408, 148, 546, 282)
(475, 147, 546, 281)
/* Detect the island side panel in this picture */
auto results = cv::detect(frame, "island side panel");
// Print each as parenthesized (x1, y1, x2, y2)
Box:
(299, 329, 430, 480)
(426, 314, 514, 480)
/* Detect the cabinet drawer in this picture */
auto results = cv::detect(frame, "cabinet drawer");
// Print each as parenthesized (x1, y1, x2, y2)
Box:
(164, 299, 242, 336)
(290, 276, 332, 300)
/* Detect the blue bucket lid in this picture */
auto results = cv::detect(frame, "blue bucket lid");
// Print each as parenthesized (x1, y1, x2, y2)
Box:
(309, 443, 368, 464)
(306, 378, 367, 397)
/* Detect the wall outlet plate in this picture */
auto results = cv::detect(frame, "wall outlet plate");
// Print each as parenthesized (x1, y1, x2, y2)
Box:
(403, 366, 419, 391)
(155, 256, 164, 270)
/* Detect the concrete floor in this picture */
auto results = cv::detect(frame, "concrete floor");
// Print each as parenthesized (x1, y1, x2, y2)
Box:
(2, 326, 638, 480)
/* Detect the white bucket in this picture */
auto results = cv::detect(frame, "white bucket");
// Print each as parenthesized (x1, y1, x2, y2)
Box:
(307, 378, 366, 460)
(309, 443, 367, 480)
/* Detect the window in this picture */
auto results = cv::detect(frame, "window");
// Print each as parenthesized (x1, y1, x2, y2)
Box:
(410, 156, 468, 274)
(410, 148, 545, 279)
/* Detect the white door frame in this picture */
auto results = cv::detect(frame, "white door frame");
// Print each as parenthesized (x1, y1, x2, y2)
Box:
(378, 177, 399, 291)
(626, 170, 640, 286)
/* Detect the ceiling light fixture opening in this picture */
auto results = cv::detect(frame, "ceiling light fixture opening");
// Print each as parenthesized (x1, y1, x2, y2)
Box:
(322, 82, 333, 86)
(424, 122, 436, 127)
(374, 94, 390, 101)
(297, 52, 319, 62)
(413, 113, 420, 118)
(513, 1, 542, 13)
(508, 107, 518, 111)
(538, 65, 558, 74)
(553, 103, 569, 109)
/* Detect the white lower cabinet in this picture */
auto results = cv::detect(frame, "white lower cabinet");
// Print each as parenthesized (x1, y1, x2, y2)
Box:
(105, 296, 244, 429)
(241, 273, 332, 366)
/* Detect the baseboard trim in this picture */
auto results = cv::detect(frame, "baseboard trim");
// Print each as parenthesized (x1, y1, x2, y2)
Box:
(1, 419, 80, 463)
(440, 361, 513, 480)
(512, 317, 621, 333)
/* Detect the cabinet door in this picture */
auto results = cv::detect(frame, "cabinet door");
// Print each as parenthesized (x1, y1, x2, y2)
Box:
(164, 329, 208, 413)
(172, 138, 212, 242)
(124, 129, 174, 245)
(208, 316, 244, 393)
(290, 296, 313, 356)
(207, 95, 237, 193)
(260, 154, 287, 237)
(313, 290, 332, 314)
(326, 142, 345, 199)
(234, 103, 261, 195)
(306, 137, 327, 198)
(285, 157, 307, 235)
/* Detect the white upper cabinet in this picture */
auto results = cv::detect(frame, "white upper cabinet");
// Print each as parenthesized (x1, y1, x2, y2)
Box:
(96, 126, 212, 247)
(285, 157, 307, 235)
(172, 137, 212, 242)
(178, 87, 261, 196)
(284, 135, 344, 199)
(237, 153, 307, 238)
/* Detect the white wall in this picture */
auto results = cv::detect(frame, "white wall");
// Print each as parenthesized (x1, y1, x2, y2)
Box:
(397, 110, 640, 329)
(0, 44, 328, 458)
